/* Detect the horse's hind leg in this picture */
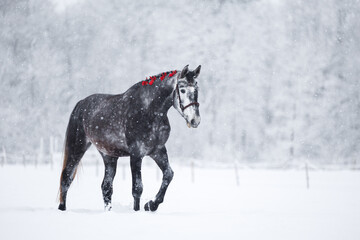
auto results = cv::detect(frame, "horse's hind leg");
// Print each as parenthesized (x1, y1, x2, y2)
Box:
(145, 147, 174, 211)
(58, 108, 91, 211)
(99, 152, 118, 211)
(58, 141, 90, 210)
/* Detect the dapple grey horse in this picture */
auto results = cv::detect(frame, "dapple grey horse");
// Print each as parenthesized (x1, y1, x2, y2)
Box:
(58, 65, 201, 211)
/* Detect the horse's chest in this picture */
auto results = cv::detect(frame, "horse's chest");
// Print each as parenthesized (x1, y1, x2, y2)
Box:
(139, 123, 169, 143)
(130, 122, 170, 155)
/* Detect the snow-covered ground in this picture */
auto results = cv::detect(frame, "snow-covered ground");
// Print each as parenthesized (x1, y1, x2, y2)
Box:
(0, 162, 359, 240)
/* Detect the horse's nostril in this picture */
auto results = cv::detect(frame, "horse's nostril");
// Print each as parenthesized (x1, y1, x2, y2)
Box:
(191, 119, 196, 125)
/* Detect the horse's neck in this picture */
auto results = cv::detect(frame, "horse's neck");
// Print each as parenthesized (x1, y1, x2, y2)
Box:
(164, 72, 179, 91)
(149, 73, 179, 113)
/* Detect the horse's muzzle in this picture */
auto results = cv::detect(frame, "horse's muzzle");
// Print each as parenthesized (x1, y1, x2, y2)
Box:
(187, 117, 200, 128)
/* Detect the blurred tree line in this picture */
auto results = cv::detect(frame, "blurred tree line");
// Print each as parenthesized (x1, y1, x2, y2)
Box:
(0, 0, 359, 166)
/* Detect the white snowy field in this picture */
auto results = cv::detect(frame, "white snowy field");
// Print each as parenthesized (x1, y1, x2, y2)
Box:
(0, 162, 359, 240)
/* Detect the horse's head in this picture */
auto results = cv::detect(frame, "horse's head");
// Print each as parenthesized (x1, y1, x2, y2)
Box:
(173, 65, 201, 128)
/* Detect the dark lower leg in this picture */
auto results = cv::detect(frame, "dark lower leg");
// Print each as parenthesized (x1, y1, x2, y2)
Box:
(145, 147, 173, 211)
(144, 166, 173, 211)
(58, 163, 79, 211)
(101, 155, 118, 209)
(130, 156, 143, 211)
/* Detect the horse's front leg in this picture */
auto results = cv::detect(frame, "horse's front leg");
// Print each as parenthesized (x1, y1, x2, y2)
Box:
(145, 147, 174, 211)
(100, 152, 118, 211)
(130, 155, 143, 211)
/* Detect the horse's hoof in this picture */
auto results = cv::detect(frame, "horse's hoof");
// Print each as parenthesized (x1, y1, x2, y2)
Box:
(104, 203, 112, 211)
(144, 200, 158, 212)
(144, 202, 149, 211)
(58, 203, 66, 211)
(134, 198, 140, 211)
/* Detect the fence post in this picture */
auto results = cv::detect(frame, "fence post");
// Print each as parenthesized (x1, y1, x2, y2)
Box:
(1, 146, 6, 167)
(54, 137, 58, 153)
(305, 162, 310, 189)
(50, 136, 53, 156)
(354, 159, 357, 170)
(49, 137, 54, 170)
(23, 153, 26, 167)
(234, 161, 240, 187)
(37, 137, 44, 166)
(50, 154, 54, 170)
(191, 161, 195, 183)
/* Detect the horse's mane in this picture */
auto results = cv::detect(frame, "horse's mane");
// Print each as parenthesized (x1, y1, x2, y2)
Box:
(141, 70, 177, 86)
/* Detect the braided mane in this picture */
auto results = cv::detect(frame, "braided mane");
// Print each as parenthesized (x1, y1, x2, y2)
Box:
(142, 70, 177, 86)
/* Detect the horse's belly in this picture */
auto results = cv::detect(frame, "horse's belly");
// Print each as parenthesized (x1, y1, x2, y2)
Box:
(89, 131, 129, 157)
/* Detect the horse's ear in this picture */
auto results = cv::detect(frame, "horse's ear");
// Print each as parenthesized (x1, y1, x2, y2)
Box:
(180, 64, 189, 78)
(194, 65, 201, 78)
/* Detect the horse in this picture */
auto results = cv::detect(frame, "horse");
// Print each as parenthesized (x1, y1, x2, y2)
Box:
(58, 64, 201, 212)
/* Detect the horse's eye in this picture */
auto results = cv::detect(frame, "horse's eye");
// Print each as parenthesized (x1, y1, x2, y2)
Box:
(180, 89, 186, 94)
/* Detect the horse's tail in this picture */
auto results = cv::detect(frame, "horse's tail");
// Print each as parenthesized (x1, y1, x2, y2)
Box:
(58, 101, 87, 204)
(58, 118, 71, 203)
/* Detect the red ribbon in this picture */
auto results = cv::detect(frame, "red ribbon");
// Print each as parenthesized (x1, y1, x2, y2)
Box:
(142, 70, 177, 86)
(169, 70, 177, 77)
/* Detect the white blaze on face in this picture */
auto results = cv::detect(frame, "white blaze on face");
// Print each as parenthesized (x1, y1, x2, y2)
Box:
(182, 86, 196, 119)
(177, 83, 201, 128)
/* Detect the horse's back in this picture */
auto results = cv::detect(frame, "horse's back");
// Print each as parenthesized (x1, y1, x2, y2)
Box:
(76, 93, 131, 156)
(79, 93, 116, 109)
